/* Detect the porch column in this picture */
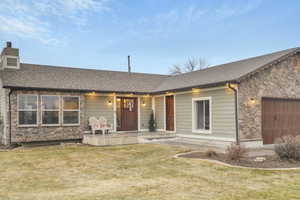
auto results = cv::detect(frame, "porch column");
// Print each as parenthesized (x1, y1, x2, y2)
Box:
(138, 97, 141, 131)
(113, 95, 117, 132)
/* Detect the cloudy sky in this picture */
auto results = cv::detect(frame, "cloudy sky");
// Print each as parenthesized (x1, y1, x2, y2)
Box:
(0, 0, 299, 74)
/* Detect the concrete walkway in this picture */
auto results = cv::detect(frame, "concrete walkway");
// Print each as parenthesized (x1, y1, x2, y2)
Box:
(146, 137, 276, 157)
(145, 137, 229, 153)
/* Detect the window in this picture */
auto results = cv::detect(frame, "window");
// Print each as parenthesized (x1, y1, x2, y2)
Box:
(41, 96, 60, 125)
(18, 95, 38, 126)
(63, 96, 80, 125)
(192, 97, 211, 133)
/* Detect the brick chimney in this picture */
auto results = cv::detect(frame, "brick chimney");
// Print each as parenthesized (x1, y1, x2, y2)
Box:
(1, 41, 20, 70)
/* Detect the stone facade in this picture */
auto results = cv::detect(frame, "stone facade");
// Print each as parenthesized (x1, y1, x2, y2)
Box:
(238, 53, 300, 141)
(9, 90, 85, 143)
(0, 86, 9, 145)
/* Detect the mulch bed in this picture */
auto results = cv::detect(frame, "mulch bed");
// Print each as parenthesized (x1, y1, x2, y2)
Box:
(179, 152, 300, 169)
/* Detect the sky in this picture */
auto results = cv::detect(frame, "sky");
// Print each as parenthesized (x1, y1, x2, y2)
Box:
(0, 0, 299, 74)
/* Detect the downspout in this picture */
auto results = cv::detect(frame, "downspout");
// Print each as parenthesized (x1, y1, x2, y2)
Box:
(8, 89, 13, 146)
(228, 83, 239, 145)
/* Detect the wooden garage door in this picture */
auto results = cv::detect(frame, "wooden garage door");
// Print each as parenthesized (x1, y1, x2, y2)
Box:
(262, 98, 300, 144)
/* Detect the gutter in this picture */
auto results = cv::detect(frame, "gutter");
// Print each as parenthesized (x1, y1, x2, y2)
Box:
(8, 89, 13, 146)
(3, 80, 239, 96)
(228, 83, 239, 145)
(3, 86, 149, 95)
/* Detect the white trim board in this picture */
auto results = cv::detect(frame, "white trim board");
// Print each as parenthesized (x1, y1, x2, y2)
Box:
(152, 96, 155, 118)
(113, 95, 117, 132)
(163, 95, 166, 131)
(138, 97, 141, 131)
(174, 94, 177, 133)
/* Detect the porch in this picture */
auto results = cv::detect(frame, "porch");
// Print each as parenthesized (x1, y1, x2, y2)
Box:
(82, 131, 176, 146)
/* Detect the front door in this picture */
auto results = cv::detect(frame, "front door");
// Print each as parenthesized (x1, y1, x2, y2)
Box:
(117, 97, 138, 131)
(166, 95, 174, 131)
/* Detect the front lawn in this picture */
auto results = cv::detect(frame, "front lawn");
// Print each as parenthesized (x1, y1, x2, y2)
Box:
(0, 144, 300, 200)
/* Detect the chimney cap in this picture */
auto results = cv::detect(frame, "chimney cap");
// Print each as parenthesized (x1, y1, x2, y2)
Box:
(6, 41, 12, 48)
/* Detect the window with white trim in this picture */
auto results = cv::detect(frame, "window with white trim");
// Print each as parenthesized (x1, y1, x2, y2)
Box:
(41, 96, 60, 125)
(63, 96, 80, 125)
(18, 95, 38, 125)
(192, 97, 211, 133)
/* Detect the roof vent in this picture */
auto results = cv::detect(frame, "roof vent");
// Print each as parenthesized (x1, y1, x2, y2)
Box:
(128, 55, 131, 73)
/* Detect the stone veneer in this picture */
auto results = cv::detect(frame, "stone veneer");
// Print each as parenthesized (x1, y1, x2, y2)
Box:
(238, 53, 300, 141)
(9, 90, 85, 143)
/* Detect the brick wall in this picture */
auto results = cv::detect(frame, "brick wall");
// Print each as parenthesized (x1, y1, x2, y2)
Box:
(9, 90, 85, 143)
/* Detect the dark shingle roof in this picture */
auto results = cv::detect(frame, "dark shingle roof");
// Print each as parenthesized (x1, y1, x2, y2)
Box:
(1, 47, 299, 93)
(1, 64, 168, 93)
(154, 47, 300, 92)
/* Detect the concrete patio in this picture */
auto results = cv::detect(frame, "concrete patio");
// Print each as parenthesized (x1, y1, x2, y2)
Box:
(82, 131, 275, 157)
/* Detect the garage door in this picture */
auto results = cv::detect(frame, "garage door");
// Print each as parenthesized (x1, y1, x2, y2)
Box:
(262, 98, 300, 144)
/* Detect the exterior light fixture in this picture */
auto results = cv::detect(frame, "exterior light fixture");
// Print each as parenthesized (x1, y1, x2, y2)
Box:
(108, 100, 112, 105)
(166, 91, 174, 96)
(87, 92, 96, 96)
(192, 88, 201, 94)
(142, 101, 146, 106)
(250, 98, 256, 104)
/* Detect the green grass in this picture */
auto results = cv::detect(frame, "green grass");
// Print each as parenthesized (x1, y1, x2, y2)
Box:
(0, 144, 300, 200)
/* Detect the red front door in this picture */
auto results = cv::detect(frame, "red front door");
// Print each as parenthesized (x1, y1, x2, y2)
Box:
(117, 97, 138, 131)
(166, 95, 174, 131)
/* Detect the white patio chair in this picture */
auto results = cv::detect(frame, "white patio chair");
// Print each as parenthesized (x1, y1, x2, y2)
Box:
(89, 117, 112, 135)
(99, 116, 113, 135)
(89, 117, 100, 135)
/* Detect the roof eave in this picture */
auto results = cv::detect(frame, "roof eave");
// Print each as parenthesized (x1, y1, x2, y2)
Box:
(150, 80, 238, 95)
(2, 86, 150, 95)
(237, 48, 300, 82)
(3, 80, 239, 95)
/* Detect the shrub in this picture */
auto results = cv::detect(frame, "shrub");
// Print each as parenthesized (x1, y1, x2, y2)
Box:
(274, 135, 300, 161)
(205, 150, 218, 158)
(225, 143, 247, 161)
(148, 110, 156, 132)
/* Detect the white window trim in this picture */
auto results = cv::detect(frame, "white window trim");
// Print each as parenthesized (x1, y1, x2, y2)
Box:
(192, 97, 212, 134)
(41, 95, 61, 126)
(17, 94, 38, 127)
(62, 96, 80, 126)
(4, 55, 20, 69)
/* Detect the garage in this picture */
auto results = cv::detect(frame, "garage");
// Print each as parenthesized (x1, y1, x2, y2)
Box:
(262, 97, 300, 144)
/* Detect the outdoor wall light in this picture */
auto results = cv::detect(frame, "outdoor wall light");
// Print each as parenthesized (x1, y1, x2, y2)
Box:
(87, 92, 96, 96)
(108, 100, 112, 105)
(250, 98, 256, 104)
(142, 101, 146, 106)
(192, 88, 201, 94)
